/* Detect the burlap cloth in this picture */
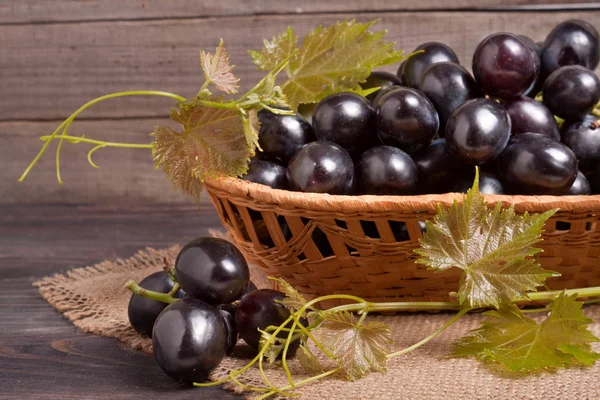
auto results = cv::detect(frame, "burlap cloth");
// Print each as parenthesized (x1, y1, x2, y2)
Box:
(33, 234, 600, 400)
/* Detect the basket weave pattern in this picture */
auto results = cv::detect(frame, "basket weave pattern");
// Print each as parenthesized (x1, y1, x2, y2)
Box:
(205, 177, 600, 308)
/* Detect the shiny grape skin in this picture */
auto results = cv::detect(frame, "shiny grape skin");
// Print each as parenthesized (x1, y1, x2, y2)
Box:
(472, 33, 538, 98)
(413, 138, 468, 194)
(561, 115, 600, 174)
(497, 133, 578, 195)
(152, 297, 228, 383)
(518, 35, 543, 96)
(313, 93, 376, 154)
(218, 308, 238, 355)
(235, 289, 306, 352)
(399, 42, 460, 88)
(445, 98, 511, 165)
(286, 141, 355, 194)
(453, 171, 505, 194)
(127, 271, 185, 337)
(375, 87, 439, 154)
(175, 237, 250, 305)
(362, 71, 403, 102)
(542, 65, 600, 120)
(241, 159, 288, 190)
(541, 19, 600, 76)
(356, 145, 418, 195)
(565, 170, 591, 195)
(419, 62, 482, 133)
(503, 96, 560, 140)
(257, 110, 316, 165)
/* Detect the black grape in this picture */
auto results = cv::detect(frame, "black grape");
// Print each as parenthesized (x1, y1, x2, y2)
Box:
(241, 159, 288, 190)
(152, 297, 227, 383)
(565, 170, 591, 195)
(218, 307, 238, 355)
(127, 271, 184, 337)
(472, 32, 538, 98)
(419, 62, 482, 133)
(175, 237, 250, 305)
(413, 138, 468, 194)
(399, 42, 459, 88)
(235, 289, 306, 352)
(356, 145, 418, 195)
(375, 87, 439, 154)
(541, 19, 600, 76)
(453, 171, 505, 194)
(257, 109, 316, 165)
(362, 71, 403, 102)
(497, 133, 578, 195)
(561, 115, 600, 174)
(313, 92, 376, 154)
(287, 141, 354, 195)
(445, 98, 511, 165)
(518, 35, 543, 96)
(503, 96, 560, 140)
(542, 65, 600, 120)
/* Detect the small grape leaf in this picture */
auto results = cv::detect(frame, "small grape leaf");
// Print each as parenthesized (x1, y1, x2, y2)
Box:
(251, 20, 405, 109)
(311, 311, 393, 381)
(452, 293, 600, 372)
(296, 342, 324, 374)
(269, 277, 307, 313)
(258, 329, 285, 365)
(200, 39, 240, 94)
(415, 171, 558, 309)
(151, 104, 253, 202)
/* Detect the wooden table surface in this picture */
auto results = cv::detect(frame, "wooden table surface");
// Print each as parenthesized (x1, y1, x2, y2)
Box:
(0, 203, 241, 399)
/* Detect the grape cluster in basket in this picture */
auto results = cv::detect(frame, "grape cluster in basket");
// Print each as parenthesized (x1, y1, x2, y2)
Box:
(246, 19, 600, 197)
(126, 236, 299, 383)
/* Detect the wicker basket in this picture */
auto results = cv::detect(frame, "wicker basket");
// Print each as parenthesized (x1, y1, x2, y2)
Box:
(205, 176, 600, 309)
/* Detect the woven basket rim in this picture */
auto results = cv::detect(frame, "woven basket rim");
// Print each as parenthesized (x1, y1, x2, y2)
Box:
(204, 176, 600, 214)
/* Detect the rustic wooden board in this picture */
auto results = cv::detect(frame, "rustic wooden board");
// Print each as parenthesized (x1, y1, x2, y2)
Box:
(0, 203, 238, 399)
(1, 0, 595, 24)
(2, 119, 196, 205)
(2, 11, 600, 122)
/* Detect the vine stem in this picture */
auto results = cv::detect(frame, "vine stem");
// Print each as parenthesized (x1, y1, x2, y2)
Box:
(124, 280, 179, 304)
(257, 367, 342, 400)
(386, 308, 470, 359)
(18, 90, 186, 183)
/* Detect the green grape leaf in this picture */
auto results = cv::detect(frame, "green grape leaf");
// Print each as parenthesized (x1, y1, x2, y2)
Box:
(312, 311, 393, 381)
(200, 39, 240, 94)
(297, 342, 324, 375)
(452, 292, 600, 372)
(249, 27, 298, 73)
(415, 171, 558, 309)
(151, 104, 256, 202)
(269, 277, 308, 313)
(251, 20, 405, 109)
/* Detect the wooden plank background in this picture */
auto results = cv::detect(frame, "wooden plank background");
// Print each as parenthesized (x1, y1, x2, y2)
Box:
(2, 1, 600, 204)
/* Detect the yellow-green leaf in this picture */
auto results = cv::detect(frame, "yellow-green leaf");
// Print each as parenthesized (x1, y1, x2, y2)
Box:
(251, 20, 405, 109)
(415, 170, 558, 309)
(151, 104, 253, 202)
(200, 39, 240, 94)
(297, 342, 324, 374)
(269, 277, 307, 313)
(312, 311, 393, 381)
(452, 293, 600, 372)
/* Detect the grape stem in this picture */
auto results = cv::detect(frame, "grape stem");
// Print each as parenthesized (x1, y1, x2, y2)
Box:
(124, 280, 180, 304)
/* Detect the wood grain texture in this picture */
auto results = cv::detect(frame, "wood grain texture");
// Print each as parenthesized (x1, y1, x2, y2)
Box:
(2, 11, 600, 121)
(1, 0, 595, 24)
(2, 119, 195, 204)
(0, 204, 239, 399)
